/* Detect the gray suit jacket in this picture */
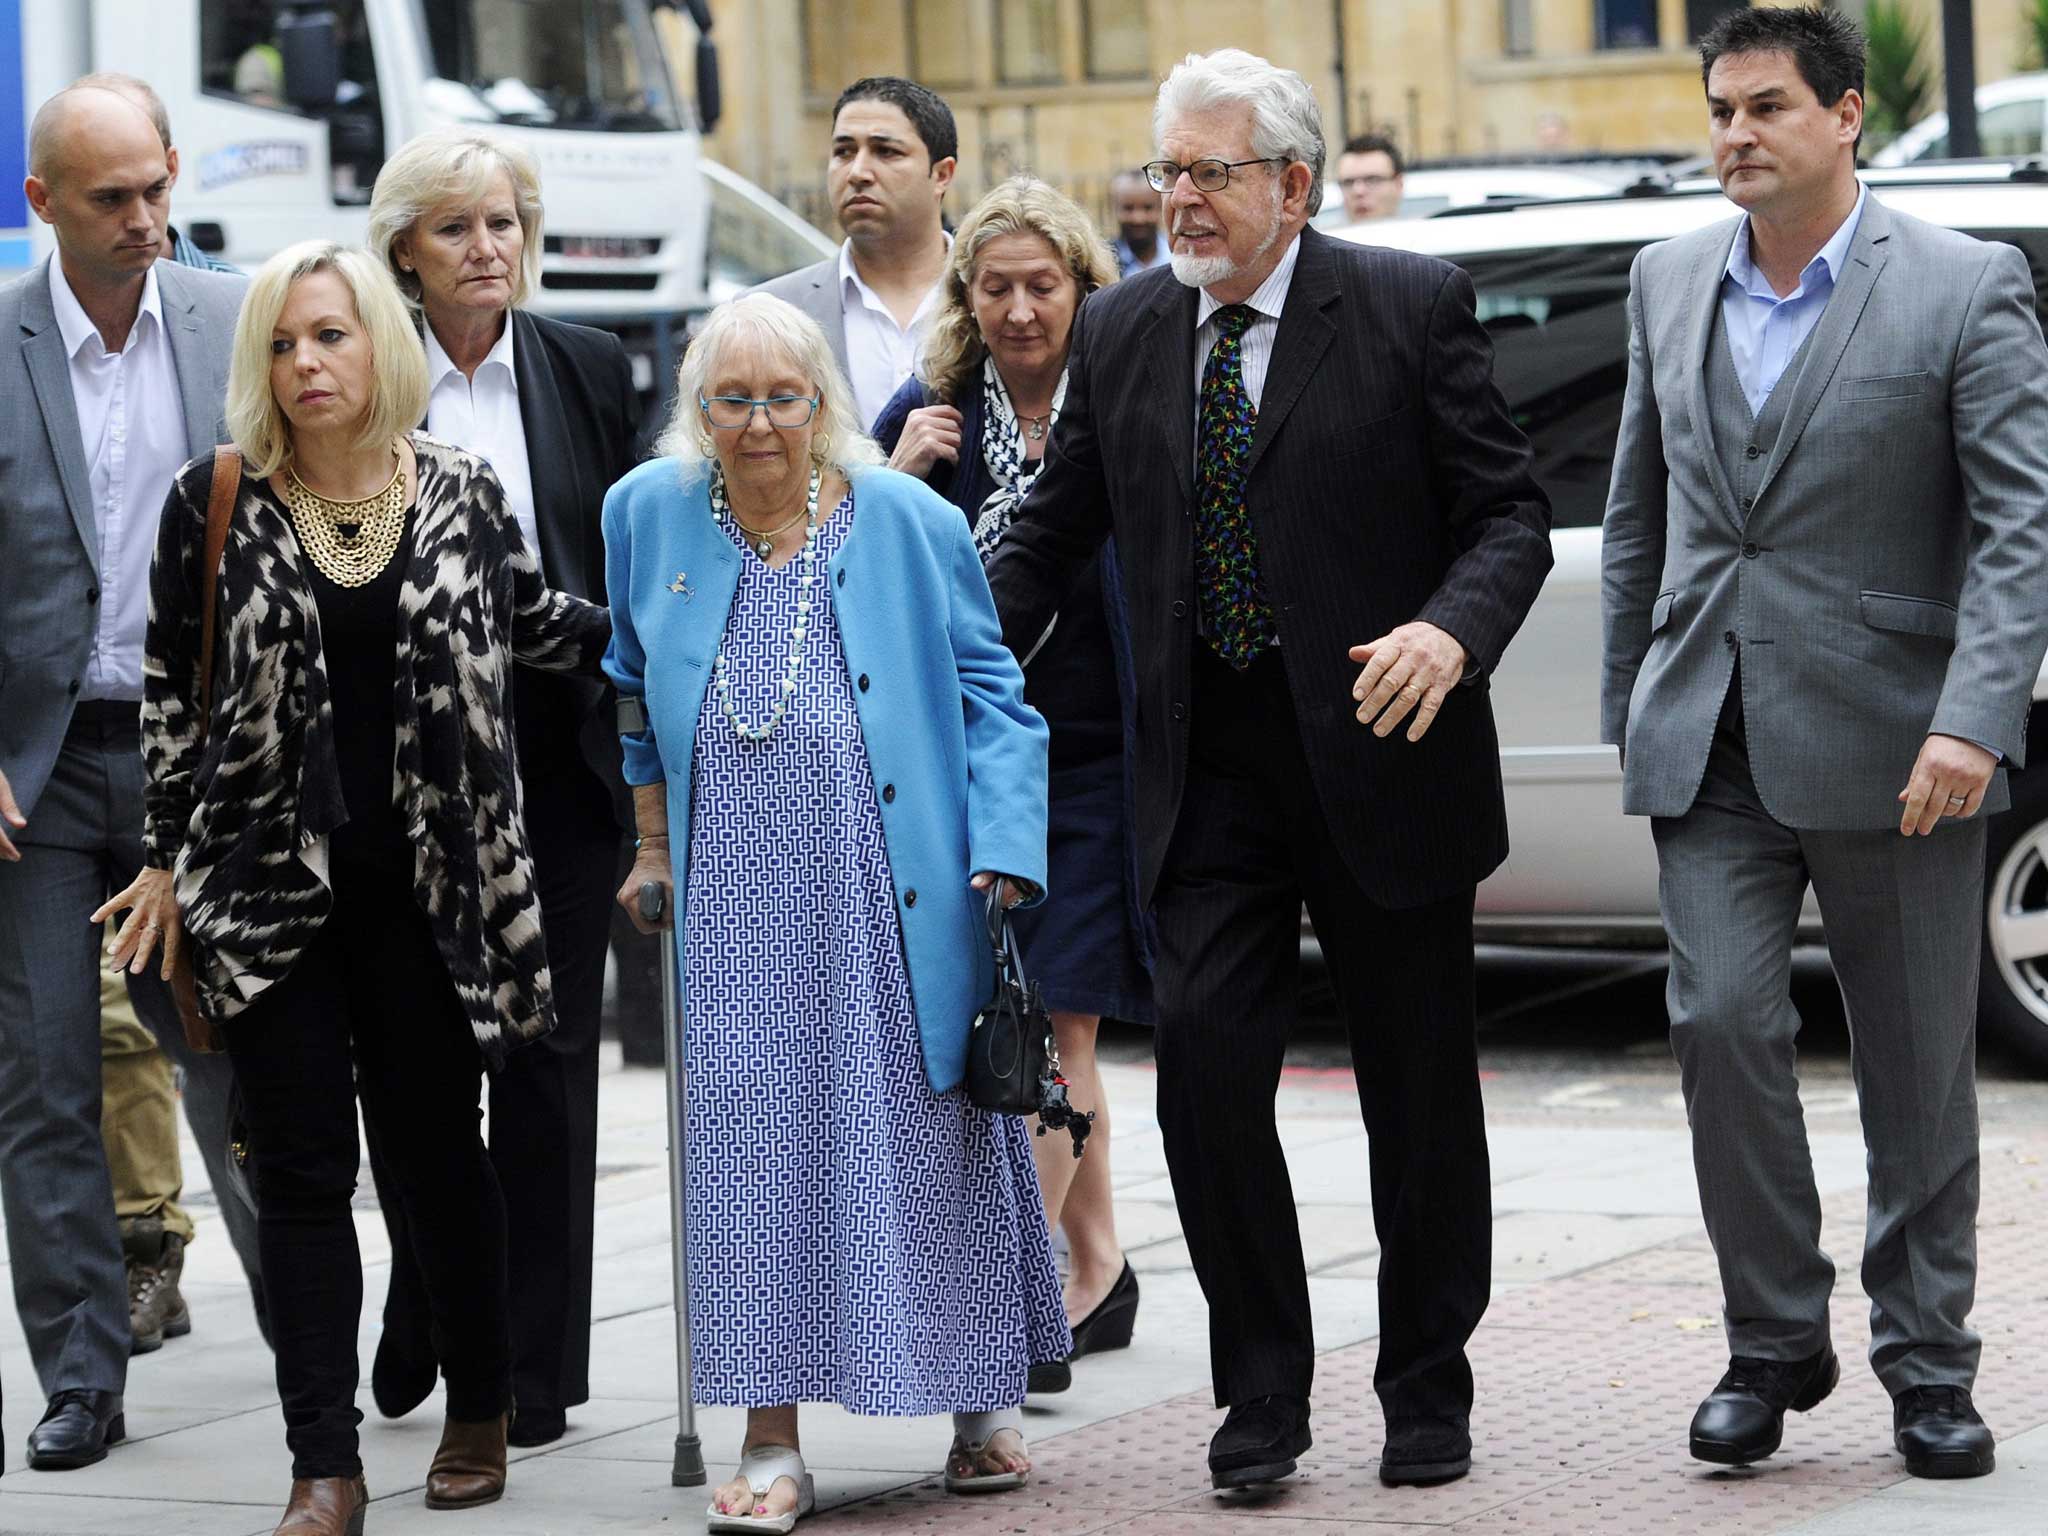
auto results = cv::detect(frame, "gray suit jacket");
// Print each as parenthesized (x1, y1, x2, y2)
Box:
(0, 256, 246, 819)
(1600, 194, 2048, 827)
(747, 254, 850, 378)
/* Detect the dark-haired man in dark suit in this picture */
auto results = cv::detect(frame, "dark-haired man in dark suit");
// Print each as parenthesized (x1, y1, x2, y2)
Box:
(987, 46, 1551, 1493)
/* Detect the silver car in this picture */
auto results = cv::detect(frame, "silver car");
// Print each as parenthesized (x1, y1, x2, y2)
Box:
(1336, 168, 2048, 1068)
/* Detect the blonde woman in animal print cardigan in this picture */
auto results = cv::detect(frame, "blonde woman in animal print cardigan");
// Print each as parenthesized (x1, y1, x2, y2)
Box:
(99, 242, 609, 1536)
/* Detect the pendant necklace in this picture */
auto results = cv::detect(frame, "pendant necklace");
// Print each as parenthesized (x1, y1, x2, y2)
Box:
(708, 465, 822, 743)
(1017, 409, 1051, 442)
(732, 503, 808, 559)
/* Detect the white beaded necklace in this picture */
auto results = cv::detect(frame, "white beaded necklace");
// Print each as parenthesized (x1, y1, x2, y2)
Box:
(709, 465, 821, 743)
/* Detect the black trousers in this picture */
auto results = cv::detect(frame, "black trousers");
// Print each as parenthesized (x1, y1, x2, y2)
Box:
(228, 856, 511, 1478)
(371, 734, 618, 1417)
(1154, 648, 1492, 1421)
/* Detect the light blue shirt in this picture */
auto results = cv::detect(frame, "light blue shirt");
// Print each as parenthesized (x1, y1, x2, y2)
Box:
(1720, 184, 1867, 416)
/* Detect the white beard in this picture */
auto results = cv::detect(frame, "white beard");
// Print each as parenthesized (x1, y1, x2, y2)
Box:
(1168, 190, 1286, 291)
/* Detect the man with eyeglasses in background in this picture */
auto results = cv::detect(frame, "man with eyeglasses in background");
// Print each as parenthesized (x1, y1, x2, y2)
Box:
(986, 47, 1550, 1495)
(1336, 132, 1405, 222)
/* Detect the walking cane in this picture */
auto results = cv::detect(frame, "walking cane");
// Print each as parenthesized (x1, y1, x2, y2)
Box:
(638, 880, 706, 1487)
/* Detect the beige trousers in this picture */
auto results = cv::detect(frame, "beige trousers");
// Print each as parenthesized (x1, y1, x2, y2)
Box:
(99, 954, 195, 1244)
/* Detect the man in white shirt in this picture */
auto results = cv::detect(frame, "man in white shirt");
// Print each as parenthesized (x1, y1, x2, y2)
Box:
(751, 76, 956, 430)
(0, 83, 247, 1471)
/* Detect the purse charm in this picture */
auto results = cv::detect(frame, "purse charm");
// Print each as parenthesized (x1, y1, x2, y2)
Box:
(964, 886, 1094, 1156)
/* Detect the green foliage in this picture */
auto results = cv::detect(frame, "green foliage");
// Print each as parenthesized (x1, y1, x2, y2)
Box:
(2026, 0, 2048, 71)
(1864, 0, 1932, 147)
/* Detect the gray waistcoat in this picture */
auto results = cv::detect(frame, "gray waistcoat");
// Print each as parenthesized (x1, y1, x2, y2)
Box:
(1703, 306, 1824, 526)
(1703, 304, 1825, 525)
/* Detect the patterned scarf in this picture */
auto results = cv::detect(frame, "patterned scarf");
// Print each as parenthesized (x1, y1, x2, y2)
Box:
(970, 355, 1068, 564)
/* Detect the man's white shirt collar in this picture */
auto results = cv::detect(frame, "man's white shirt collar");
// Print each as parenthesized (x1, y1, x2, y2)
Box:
(49, 258, 164, 358)
(424, 315, 518, 392)
(1196, 231, 1304, 330)
(1725, 184, 1867, 299)
(836, 233, 953, 311)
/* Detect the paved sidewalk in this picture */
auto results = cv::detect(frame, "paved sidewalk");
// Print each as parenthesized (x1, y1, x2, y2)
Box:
(2, 1041, 2043, 1534)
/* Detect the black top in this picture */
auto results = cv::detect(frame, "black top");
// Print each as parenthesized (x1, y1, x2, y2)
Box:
(870, 373, 1121, 767)
(306, 510, 415, 871)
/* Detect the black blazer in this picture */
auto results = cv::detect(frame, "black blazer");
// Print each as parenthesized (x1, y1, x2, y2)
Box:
(506, 308, 643, 827)
(985, 226, 1553, 910)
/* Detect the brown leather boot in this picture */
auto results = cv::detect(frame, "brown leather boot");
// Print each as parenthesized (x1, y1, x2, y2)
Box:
(274, 1475, 368, 1535)
(424, 1413, 508, 1509)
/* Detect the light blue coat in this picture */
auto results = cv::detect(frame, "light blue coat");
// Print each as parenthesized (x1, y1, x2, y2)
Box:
(602, 459, 1049, 1094)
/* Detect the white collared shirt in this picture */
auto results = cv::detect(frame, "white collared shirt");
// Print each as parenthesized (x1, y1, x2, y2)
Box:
(50, 259, 188, 703)
(424, 318, 540, 571)
(1192, 232, 1304, 409)
(838, 237, 948, 431)
(1720, 184, 1867, 415)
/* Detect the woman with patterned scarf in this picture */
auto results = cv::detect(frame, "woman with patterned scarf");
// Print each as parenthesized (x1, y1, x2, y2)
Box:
(872, 177, 1155, 1394)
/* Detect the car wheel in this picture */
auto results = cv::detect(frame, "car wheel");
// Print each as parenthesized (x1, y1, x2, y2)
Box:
(1980, 762, 2048, 1070)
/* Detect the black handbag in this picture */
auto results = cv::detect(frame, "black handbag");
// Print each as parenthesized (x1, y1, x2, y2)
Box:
(965, 887, 1094, 1156)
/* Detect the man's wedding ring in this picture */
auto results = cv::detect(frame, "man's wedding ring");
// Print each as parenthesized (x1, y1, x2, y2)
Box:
(1947, 794, 1968, 806)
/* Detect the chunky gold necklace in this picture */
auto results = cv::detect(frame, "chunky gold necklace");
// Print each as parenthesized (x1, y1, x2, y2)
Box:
(285, 449, 407, 588)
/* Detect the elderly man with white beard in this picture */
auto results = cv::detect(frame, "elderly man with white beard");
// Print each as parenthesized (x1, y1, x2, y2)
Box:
(984, 48, 1553, 1490)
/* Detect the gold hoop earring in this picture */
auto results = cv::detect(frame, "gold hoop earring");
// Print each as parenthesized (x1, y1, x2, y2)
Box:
(697, 434, 715, 458)
(811, 431, 833, 467)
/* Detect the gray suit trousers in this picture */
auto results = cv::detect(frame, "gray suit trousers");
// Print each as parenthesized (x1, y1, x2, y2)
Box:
(1653, 704, 1983, 1392)
(0, 709, 260, 1396)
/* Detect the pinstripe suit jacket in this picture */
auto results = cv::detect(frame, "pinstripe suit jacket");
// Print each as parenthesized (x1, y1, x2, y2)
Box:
(986, 225, 1554, 910)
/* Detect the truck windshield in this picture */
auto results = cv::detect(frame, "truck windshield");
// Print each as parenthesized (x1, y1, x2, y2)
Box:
(422, 0, 683, 132)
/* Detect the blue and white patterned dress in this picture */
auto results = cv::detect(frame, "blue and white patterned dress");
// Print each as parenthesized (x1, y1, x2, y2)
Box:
(683, 490, 1071, 1414)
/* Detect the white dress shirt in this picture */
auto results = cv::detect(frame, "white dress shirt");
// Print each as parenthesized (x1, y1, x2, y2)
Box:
(1720, 184, 1867, 416)
(838, 237, 948, 432)
(425, 319, 541, 571)
(51, 260, 188, 702)
(1192, 232, 1303, 409)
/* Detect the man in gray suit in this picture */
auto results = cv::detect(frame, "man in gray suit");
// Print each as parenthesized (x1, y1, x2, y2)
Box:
(0, 84, 250, 1471)
(1602, 7, 2048, 1481)
(750, 75, 956, 430)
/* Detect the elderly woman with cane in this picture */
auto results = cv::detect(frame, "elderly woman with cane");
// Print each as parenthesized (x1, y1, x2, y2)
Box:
(608, 291, 1068, 1533)
(95, 240, 609, 1535)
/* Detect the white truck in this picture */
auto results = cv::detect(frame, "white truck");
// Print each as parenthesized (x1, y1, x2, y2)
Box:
(2, 0, 823, 399)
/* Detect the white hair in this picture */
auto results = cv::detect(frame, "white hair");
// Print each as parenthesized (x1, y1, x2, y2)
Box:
(367, 128, 546, 310)
(656, 293, 883, 475)
(1153, 48, 1327, 218)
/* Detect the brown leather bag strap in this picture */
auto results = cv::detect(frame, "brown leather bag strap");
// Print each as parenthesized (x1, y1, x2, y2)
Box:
(195, 448, 241, 744)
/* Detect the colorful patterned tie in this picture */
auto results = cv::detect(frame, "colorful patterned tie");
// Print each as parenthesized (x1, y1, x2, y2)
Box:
(1194, 304, 1278, 669)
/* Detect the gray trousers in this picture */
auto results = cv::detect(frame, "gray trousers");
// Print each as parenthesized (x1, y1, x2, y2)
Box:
(1652, 709, 1983, 1393)
(0, 709, 262, 1396)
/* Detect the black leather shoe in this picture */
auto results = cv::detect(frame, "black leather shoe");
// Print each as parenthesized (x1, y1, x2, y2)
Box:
(1209, 1395, 1312, 1489)
(371, 1327, 437, 1420)
(1689, 1349, 1838, 1465)
(1026, 1357, 1072, 1395)
(1380, 1415, 1472, 1486)
(1894, 1385, 1995, 1478)
(506, 1404, 567, 1448)
(1070, 1261, 1139, 1359)
(1028, 1261, 1140, 1394)
(26, 1390, 126, 1470)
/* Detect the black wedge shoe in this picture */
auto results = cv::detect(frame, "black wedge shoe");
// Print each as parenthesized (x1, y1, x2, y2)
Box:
(1069, 1261, 1139, 1360)
(1028, 1261, 1140, 1394)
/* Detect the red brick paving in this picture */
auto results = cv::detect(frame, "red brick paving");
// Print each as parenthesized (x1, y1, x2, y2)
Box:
(801, 1137, 2048, 1533)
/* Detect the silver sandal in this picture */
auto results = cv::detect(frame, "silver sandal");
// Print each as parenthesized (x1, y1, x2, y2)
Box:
(944, 1414, 1031, 1494)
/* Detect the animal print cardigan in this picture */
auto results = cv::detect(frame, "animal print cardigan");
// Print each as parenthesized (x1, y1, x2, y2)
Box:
(141, 434, 611, 1069)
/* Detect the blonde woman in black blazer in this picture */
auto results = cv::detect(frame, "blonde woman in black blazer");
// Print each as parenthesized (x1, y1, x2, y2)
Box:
(365, 127, 642, 1450)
